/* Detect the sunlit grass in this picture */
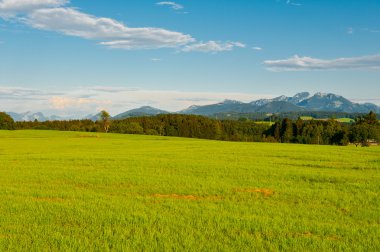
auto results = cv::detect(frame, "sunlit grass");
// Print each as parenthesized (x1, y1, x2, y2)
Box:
(0, 130, 379, 251)
(335, 118, 355, 123)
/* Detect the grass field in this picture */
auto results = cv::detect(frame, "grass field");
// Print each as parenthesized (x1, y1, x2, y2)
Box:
(299, 116, 314, 120)
(0, 130, 379, 251)
(299, 117, 355, 123)
(254, 121, 275, 126)
(335, 118, 355, 123)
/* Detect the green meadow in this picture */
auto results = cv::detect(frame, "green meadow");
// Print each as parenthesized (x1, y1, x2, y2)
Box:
(0, 130, 379, 251)
(299, 116, 355, 123)
(335, 118, 355, 123)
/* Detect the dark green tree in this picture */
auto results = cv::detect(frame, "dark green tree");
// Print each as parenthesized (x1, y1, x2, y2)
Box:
(349, 112, 380, 146)
(280, 118, 294, 143)
(0, 112, 15, 130)
(272, 122, 281, 142)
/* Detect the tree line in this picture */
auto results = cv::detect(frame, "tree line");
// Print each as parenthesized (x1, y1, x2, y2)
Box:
(266, 111, 379, 146)
(0, 111, 379, 146)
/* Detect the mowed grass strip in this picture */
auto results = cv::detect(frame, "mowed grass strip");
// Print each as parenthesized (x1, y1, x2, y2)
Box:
(0, 130, 379, 251)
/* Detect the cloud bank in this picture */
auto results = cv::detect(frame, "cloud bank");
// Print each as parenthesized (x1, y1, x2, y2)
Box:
(264, 54, 380, 71)
(0, 86, 272, 117)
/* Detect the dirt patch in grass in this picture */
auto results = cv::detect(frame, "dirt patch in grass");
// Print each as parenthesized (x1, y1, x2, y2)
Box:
(301, 232, 314, 237)
(0, 234, 15, 239)
(153, 194, 199, 200)
(327, 235, 340, 241)
(235, 188, 275, 197)
(153, 194, 223, 201)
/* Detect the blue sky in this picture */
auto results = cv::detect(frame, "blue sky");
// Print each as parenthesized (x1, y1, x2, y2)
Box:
(0, 0, 380, 116)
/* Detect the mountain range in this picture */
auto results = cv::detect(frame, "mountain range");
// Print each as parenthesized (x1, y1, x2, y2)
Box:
(175, 92, 380, 116)
(5, 92, 380, 121)
(7, 111, 63, 122)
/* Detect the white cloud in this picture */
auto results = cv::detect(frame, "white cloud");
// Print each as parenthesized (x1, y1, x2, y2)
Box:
(91, 87, 137, 93)
(286, 0, 302, 6)
(182, 41, 246, 53)
(49, 96, 109, 110)
(347, 27, 354, 34)
(252, 46, 263, 51)
(156, 1, 184, 10)
(362, 28, 380, 33)
(25, 7, 195, 49)
(264, 54, 380, 71)
(0, 86, 62, 98)
(0, 0, 67, 17)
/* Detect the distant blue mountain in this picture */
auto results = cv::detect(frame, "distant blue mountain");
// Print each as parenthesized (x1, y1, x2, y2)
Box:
(113, 106, 169, 119)
(7, 111, 63, 122)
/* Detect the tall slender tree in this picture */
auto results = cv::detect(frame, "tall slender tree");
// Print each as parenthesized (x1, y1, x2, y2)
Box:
(100, 110, 111, 133)
(281, 118, 294, 143)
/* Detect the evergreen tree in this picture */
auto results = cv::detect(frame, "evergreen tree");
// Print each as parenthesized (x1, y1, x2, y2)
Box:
(280, 118, 294, 143)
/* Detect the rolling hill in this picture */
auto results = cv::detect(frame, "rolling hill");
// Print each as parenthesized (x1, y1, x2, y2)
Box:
(113, 106, 169, 119)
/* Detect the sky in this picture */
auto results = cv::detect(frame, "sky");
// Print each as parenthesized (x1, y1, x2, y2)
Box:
(0, 0, 380, 117)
